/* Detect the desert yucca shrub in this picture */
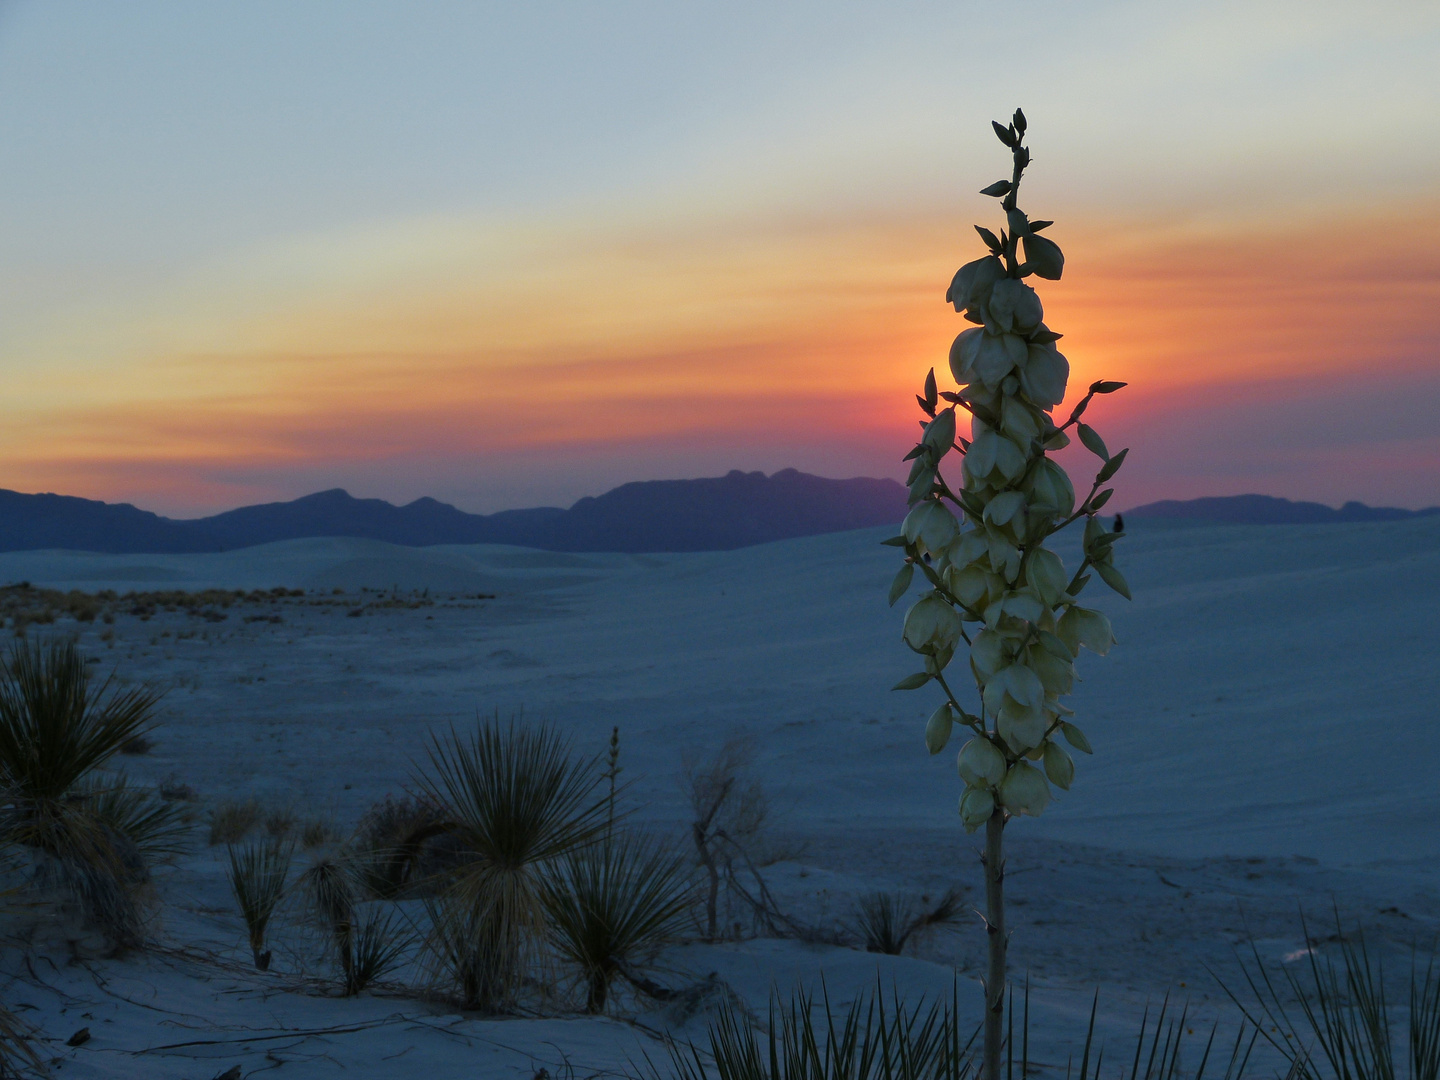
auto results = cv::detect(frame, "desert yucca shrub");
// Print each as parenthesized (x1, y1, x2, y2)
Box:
(887, 110, 1130, 1079)
(544, 831, 694, 1013)
(0, 638, 176, 947)
(1223, 915, 1440, 1080)
(227, 837, 292, 970)
(853, 889, 963, 956)
(300, 854, 410, 995)
(646, 981, 978, 1080)
(417, 716, 606, 1010)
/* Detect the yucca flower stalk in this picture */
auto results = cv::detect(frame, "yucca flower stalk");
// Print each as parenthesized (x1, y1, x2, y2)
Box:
(887, 108, 1130, 1080)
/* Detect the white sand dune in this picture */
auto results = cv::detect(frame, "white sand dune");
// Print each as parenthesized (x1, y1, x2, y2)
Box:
(2, 517, 1437, 1075)
(7, 516, 1431, 867)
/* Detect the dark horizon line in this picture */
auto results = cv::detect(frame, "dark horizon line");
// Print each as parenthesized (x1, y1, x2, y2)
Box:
(6, 472, 1439, 523)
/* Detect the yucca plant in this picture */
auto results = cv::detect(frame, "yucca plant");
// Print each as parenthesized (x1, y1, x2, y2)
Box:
(544, 831, 694, 1013)
(1221, 915, 1440, 1080)
(348, 907, 411, 995)
(887, 109, 1130, 1080)
(854, 888, 963, 956)
(645, 981, 978, 1080)
(416, 716, 606, 1010)
(227, 837, 292, 970)
(645, 980, 1254, 1080)
(300, 854, 411, 995)
(0, 638, 172, 946)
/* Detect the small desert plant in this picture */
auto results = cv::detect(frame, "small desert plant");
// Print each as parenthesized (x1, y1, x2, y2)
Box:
(854, 888, 964, 956)
(300, 818, 339, 850)
(646, 981, 978, 1080)
(226, 837, 292, 970)
(348, 908, 411, 995)
(1221, 914, 1440, 1080)
(0, 638, 169, 946)
(118, 733, 153, 755)
(208, 798, 262, 845)
(299, 855, 409, 995)
(350, 792, 458, 898)
(685, 738, 769, 940)
(887, 110, 1130, 1079)
(263, 806, 296, 839)
(416, 716, 606, 1011)
(544, 831, 694, 1013)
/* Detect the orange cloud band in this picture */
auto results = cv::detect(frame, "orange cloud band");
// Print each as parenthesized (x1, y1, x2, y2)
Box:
(2, 204, 1436, 513)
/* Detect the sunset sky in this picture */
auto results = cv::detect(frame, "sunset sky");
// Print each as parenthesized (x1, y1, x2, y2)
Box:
(1, 1, 1437, 516)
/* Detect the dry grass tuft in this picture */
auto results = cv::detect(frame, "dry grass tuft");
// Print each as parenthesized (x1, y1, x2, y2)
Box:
(300, 818, 340, 850)
(208, 798, 262, 845)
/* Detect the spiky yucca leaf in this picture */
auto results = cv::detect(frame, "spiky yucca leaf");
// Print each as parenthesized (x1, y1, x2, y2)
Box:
(227, 837, 292, 970)
(78, 775, 189, 862)
(416, 717, 605, 1010)
(648, 980, 978, 1080)
(544, 832, 693, 1013)
(1223, 913, 1440, 1080)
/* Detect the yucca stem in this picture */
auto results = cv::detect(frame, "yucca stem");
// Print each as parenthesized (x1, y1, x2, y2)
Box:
(984, 809, 1007, 1080)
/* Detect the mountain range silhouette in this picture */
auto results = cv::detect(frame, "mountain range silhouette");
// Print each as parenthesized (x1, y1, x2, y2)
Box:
(0, 472, 1432, 554)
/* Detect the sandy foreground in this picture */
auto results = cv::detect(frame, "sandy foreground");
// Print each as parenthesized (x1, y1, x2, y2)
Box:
(1, 517, 1437, 1077)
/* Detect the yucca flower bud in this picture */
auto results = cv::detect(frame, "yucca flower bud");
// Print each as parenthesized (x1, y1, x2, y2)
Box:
(1043, 740, 1074, 790)
(926, 703, 955, 755)
(959, 784, 996, 833)
(903, 500, 959, 556)
(998, 761, 1050, 816)
(903, 594, 962, 655)
(957, 736, 1007, 788)
(1057, 605, 1115, 656)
